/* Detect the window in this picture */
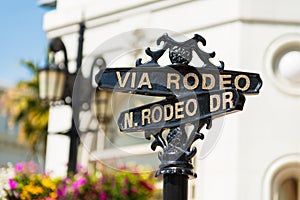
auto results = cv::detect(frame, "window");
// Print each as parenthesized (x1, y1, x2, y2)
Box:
(278, 178, 297, 200)
(263, 154, 300, 200)
(277, 51, 300, 84)
(273, 166, 300, 200)
(265, 34, 300, 95)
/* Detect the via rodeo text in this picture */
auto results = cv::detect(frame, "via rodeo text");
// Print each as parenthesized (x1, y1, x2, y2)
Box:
(98, 65, 259, 131)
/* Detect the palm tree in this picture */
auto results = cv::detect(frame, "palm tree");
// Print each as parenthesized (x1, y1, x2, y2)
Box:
(0, 61, 49, 160)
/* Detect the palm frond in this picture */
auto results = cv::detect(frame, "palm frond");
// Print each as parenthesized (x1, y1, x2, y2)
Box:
(20, 60, 38, 75)
(2, 61, 49, 155)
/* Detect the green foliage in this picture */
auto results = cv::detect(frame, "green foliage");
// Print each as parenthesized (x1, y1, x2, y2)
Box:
(4, 162, 157, 200)
(55, 164, 156, 200)
(0, 61, 49, 154)
(5, 162, 59, 200)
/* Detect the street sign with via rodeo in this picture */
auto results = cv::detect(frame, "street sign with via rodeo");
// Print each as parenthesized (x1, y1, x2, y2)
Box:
(98, 64, 261, 97)
(97, 64, 262, 132)
(95, 33, 262, 133)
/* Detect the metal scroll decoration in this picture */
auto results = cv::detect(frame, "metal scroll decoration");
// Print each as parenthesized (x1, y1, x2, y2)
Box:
(136, 33, 224, 69)
(96, 33, 262, 179)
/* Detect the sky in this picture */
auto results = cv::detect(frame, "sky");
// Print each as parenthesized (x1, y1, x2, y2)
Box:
(0, 0, 50, 87)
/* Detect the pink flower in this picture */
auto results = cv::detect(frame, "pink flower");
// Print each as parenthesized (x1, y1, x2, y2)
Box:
(119, 165, 127, 170)
(57, 185, 67, 197)
(111, 181, 116, 187)
(72, 178, 87, 190)
(99, 193, 108, 200)
(64, 177, 71, 183)
(99, 176, 106, 183)
(139, 180, 154, 191)
(131, 187, 138, 194)
(76, 164, 84, 169)
(15, 163, 23, 173)
(26, 161, 39, 173)
(15, 162, 39, 174)
(121, 189, 128, 195)
(8, 179, 18, 190)
(123, 178, 129, 184)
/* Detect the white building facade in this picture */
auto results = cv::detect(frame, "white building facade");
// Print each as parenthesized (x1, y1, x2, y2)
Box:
(42, 0, 300, 199)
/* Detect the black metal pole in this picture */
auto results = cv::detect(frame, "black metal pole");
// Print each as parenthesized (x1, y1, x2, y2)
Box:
(67, 22, 85, 173)
(153, 127, 200, 200)
(67, 120, 79, 173)
(76, 22, 85, 70)
(163, 174, 188, 200)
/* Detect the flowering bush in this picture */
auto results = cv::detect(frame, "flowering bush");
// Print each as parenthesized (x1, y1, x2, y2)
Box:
(0, 163, 15, 200)
(4, 162, 156, 200)
(5, 162, 58, 200)
(56, 165, 155, 200)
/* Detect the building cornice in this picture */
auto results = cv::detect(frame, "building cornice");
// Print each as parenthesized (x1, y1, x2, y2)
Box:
(43, 0, 300, 39)
(43, 0, 192, 33)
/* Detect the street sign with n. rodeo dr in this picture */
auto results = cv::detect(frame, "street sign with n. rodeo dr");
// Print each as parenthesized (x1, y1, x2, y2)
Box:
(118, 89, 245, 132)
(95, 33, 262, 200)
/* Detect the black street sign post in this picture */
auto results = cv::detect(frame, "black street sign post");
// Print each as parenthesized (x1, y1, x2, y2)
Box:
(95, 33, 262, 200)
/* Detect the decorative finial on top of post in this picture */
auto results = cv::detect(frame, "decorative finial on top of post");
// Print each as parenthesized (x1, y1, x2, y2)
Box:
(136, 33, 224, 69)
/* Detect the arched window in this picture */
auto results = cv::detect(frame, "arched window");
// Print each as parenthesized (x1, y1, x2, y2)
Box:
(263, 154, 300, 200)
(273, 166, 300, 200)
(278, 178, 297, 200)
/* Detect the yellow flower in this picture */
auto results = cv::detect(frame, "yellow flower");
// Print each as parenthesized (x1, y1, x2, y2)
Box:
(42, 178, 56, 190)
(20, 190, 30, 200)
(30, 174, 41, 181)
(23, 183, 43, 196)
(50, 191, 57, 199)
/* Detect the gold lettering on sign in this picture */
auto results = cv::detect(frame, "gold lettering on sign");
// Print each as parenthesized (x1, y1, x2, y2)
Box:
(219, 74, 232, 90)
(210, 94, 221, 112)
(202, 74, 215, 90)
(175, 101, 184, 119)
(167, 73, 180, 89)
(138, 73, 152, 89)
(183, 73, 199, 90)
(164, 104, 174, 121)
(234, 75, 250, 91)
(142, 109, 151, 125)
(116, 72, 130, 88)
(131, 72, 136, 88)
(185, 99, 198, 116)
(151, 106, 163, 123)
(124, 112, 133, 129)
(222, 91, 234, 109)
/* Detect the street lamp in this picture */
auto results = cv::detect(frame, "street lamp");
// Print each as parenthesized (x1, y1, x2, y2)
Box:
(95, 89, 113, 124)
(38, 38, 68, 102)
(39, 38, 79, 172)
(38, 36, 79, 173)
(93, 57, 113, 126)
(39, 24, 114, 174)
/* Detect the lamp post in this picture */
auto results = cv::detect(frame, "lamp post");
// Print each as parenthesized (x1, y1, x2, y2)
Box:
(94, 57, 113, 127)
(39, 23, 85, 173)
(39, 23, 113, 174)
(38, 39, 67, 102)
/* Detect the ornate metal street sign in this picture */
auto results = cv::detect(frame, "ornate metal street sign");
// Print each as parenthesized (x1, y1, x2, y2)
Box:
(118, 89, 245, 132)
(98, 65, 262, 96)
(95, 33, 263, 200)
